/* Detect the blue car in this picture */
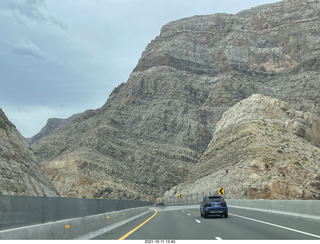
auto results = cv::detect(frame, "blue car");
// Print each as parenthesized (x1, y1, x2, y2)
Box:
(200, 196, 228, 218)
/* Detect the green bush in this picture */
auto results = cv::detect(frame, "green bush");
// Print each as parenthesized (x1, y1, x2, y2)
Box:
(294, 161, 301, 166)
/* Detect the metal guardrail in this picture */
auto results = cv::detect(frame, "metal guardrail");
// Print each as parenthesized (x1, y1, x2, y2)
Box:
(0, 195, 149, 231)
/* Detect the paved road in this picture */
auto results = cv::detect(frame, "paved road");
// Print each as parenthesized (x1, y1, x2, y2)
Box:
(94, 205, 320, 240)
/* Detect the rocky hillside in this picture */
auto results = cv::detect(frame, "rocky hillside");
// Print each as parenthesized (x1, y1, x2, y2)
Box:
(32, 0, 320, 200)
(28, 113, 80, 145)
(164, 94, 320, 200)
(0, 109, 59, 197)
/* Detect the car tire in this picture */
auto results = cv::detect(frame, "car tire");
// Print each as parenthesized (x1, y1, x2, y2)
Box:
(203, 212, 207, 219)
(200, 210, 203, 217)
(224, 213, 228, 218)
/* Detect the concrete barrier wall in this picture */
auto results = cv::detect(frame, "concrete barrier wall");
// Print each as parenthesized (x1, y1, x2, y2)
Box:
(227, 199, 320, 220)
(0, 206, 149, 240)
(0, 195, 149, 231)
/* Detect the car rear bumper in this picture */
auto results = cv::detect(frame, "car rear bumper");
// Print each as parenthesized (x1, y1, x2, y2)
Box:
(204, 208, 228, 215)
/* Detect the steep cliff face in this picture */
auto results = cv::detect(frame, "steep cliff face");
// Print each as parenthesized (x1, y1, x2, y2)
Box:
(32, 0, 320, 200)
(0, 109, 59, 197)
(165, 94, 320, 200)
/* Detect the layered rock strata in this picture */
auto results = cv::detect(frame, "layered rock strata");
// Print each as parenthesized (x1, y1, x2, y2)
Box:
(32, 0, 320, 200)
(165, 94, 320, 200)
(0, 109, 59, 197)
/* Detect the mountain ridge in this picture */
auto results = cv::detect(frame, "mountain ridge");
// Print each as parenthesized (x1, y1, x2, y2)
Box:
(31, 0, 320, 200)
(28, 113, 81, 145)
(164, 94, 320, 200)
(0, 109, 59, 197)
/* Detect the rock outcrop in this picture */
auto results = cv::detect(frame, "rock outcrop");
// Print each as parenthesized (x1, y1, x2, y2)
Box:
(0, 109, 59, 197)
(165, 94, 320, 200)
(32, 0, 320, 200)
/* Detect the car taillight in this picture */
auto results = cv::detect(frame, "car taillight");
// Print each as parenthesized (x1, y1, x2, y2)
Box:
(205, 201, 210, 206)
(221, 201, 226, 206)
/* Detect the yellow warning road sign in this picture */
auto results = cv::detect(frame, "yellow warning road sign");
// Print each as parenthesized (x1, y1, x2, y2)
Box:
(179, 194, 183, 199)
(219, 188, 224, 195)
(154, 198, 158, 202)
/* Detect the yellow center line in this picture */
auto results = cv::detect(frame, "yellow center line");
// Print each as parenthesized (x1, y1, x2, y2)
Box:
(118, 210, 158, 240)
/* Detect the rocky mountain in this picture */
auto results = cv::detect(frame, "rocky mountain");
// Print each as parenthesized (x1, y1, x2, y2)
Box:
(32, 0, 320, 200)
(164, 94, 320, 200)
(28, 113, 80, 145)
(0, 109, 59, 197)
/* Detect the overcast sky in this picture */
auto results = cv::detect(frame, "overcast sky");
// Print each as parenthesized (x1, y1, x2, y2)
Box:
(0, 0, 280, 138)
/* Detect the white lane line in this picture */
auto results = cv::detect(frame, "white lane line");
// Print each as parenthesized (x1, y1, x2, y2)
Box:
(181, 210, 184, 212)
(187, 213, 191, 216)
(215, 237, 222, 240)
(195, 219, 201, 223)
(230, 213, 320, 239)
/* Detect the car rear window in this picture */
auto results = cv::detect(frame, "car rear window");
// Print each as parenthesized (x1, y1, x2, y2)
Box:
(208, 197, 223, 202)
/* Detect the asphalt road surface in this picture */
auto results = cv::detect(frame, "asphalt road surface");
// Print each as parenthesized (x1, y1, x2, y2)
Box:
(94, 205, 320, 240)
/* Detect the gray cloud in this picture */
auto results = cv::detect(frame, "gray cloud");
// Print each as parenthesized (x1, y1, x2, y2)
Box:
(11, 41, 44, 59)
(0, 0, 67, 29)
(0, 0, 46, 21)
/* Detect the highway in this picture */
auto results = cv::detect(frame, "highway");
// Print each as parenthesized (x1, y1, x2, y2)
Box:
(94, 205, 320, 240)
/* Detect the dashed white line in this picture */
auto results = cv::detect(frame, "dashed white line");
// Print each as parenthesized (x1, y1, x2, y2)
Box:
(195, 219, 201, 223)
(215, 237, 222, 240)
(187, 213, 191, 216)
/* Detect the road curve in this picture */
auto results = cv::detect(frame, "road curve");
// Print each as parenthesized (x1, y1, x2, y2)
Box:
(94, 205, 320, 240)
